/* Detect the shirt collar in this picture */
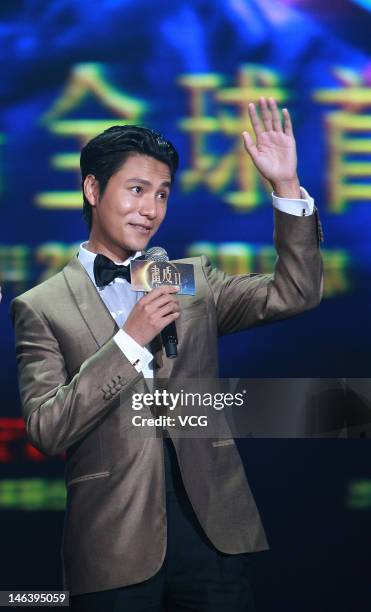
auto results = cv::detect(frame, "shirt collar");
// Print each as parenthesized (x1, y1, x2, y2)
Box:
(77, 242, 142, 287)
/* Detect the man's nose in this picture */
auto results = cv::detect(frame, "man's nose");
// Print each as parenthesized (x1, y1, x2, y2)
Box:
(139, 195, 157, 218)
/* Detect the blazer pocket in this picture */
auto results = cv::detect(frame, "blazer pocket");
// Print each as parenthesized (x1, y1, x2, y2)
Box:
(211, 438, 235, 447)
(67, 471, 110, 487)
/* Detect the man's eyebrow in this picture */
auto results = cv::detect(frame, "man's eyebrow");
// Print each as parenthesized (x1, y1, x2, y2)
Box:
(126, 177, 171, 188)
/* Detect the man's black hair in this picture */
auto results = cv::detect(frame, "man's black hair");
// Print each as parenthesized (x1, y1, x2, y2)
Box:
(80, 125, 179, 230)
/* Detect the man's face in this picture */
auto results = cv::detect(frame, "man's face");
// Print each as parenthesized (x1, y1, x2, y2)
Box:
(86, 153, 172, 257)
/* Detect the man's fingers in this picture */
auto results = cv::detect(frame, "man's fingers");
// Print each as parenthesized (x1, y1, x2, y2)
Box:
(259, 97, 273, 132)
(156, 302, 180, 321)
(142, 285, 179, 304)
(268, 98, 282, 132)
(150, 284, 179, 295)
(242, 131, 258, 163)
(246, 98, 288, 138)
(123, 285, 180, 347)
(247, 102, 263, 137)
(282, 108, 293, 136)
(145, 293, 180, 313)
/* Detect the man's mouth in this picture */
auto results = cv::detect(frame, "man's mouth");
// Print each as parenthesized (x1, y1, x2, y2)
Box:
(129, 224, 152, 235)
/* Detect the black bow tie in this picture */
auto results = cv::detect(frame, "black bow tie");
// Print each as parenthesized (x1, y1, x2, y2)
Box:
(93, 253, 131, 287)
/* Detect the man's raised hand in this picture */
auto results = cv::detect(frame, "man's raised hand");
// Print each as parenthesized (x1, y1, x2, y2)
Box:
(242, 97, 301, 199)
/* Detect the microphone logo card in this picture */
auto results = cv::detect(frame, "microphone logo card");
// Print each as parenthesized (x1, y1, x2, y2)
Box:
(130, 261, 195, 294)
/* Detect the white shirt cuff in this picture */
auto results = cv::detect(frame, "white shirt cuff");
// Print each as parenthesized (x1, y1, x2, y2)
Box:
(272, 186, 315, 217)
(113, 329, 153, 373)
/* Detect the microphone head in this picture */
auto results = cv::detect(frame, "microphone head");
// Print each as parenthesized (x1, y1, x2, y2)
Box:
(144, 246, 169, 262)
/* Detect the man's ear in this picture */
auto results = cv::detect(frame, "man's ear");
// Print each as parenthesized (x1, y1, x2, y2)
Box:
(83, 174, 99, 207)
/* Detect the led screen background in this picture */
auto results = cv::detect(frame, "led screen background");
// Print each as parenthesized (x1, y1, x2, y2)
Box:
(1, 1, 371, 608)
(1, 0, 371, 394)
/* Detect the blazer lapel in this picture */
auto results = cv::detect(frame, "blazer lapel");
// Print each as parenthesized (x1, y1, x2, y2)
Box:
(63, 255, 119, 349)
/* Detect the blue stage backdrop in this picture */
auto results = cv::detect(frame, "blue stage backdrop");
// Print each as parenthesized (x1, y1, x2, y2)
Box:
(1, 2, 371, 608)
(2, 0, 371, 392)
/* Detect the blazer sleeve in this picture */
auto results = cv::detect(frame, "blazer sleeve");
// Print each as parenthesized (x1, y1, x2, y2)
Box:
(11, 296, 142, 457)
(202, 207, 324, 336)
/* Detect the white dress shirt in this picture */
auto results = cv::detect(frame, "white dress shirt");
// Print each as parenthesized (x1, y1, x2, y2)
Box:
(77, 187, 315, 378)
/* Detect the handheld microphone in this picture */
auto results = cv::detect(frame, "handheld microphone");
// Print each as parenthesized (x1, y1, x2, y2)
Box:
(143, 247, 178, 359)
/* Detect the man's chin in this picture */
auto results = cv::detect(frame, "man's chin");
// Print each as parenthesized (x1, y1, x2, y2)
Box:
(122, 238, 151, 254)
(122, 227, 156, 253)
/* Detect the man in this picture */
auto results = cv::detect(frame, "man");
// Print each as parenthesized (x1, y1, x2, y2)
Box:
(11, 98, 323, 611)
